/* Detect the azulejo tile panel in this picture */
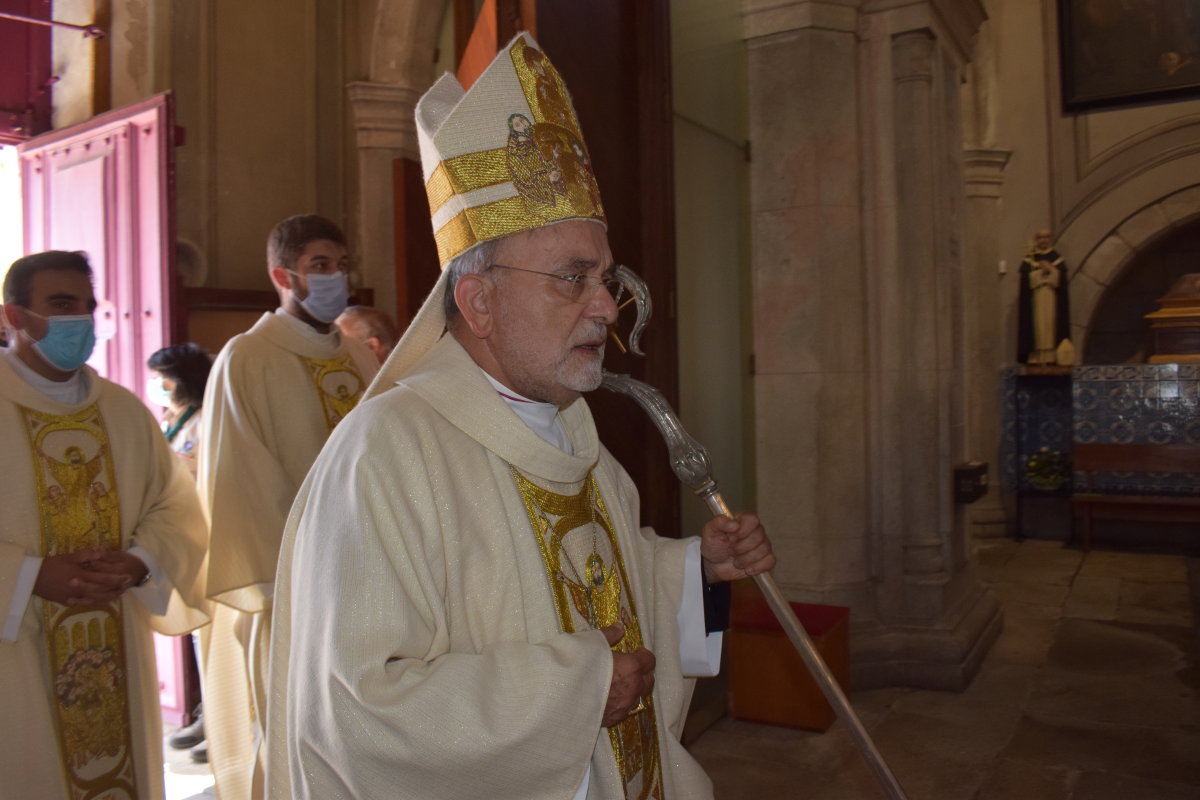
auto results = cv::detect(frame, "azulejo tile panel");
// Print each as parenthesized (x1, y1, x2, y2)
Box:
(1001, 369, 1072, 492)
(1070, 364, 1200, 497)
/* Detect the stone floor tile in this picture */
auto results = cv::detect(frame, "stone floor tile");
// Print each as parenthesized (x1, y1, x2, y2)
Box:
(689, 718, 874, 798)
(1062, 575, 1120, 620)
(1001, 715, 1200, 784)
(1078, 551, 1189, 583)
(1118, 581, 1194, 627)
(833, 708, 1009, 800)
(1026, 671, 1196, 728)
(847, 686, 909, 731)
(997, 542, 1083, 586)
(975, 758, 1075, 800)
(987, 603, 1061, 667)
(890, 663, 1037, 723)
(1043, 619, 1186, 676)
(1071, 770, 1200, 800)
(699, 751, 834, 799)
(988, 581, 1071, 608)
(976, 540, 1019, 568)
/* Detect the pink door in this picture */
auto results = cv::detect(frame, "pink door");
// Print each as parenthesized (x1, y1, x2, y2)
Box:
(18, 92, 177, 405)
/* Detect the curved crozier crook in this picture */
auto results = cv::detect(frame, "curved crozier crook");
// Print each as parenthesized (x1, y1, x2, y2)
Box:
(613, 264, 652, 356)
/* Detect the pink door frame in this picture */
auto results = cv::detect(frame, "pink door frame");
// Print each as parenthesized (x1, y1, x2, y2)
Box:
(18, 92, 179, 404)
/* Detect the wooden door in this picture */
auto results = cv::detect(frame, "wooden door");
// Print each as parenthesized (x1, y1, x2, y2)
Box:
(537, 0, 680, 539)
(19, 92, 178, 405)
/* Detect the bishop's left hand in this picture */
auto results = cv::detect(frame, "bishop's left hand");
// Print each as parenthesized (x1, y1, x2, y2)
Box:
(86, 550, 150, 588)
(700, 512, 775, 583)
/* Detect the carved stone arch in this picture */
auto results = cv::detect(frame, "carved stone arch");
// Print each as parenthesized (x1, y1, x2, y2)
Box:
(348, 0, 447, 320)
(369, 0, 445, 90)
(1054, 153, 1200, 356)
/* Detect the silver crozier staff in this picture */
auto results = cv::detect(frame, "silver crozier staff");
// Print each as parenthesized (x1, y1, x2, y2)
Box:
(603, 268, 909, 800)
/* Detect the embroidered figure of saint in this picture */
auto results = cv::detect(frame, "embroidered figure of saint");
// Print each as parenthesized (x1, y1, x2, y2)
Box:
(507, 113, 560, 211)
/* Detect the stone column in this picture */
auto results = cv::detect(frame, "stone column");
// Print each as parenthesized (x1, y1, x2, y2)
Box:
(347, 80, 423, 321)
(958, 15, 1012, 539)
(744, 0, 999, 691)
(963, 148, 1010, 538)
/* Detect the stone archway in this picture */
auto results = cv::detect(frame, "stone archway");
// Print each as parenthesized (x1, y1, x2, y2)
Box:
(348, 0, 447, 320)
(1064, 183, 1200, 357)
(1083, 219, 1200, 364)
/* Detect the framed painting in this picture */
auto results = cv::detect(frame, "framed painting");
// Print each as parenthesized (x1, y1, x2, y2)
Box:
(1059, 0, 1200, 112)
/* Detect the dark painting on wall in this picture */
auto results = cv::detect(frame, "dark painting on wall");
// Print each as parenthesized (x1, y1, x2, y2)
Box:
(1060, 0, 1200, 112)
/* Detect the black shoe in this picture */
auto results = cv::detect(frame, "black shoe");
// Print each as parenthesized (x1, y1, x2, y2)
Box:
(189, 740, 208, 764)
(170, 707, 204, 750)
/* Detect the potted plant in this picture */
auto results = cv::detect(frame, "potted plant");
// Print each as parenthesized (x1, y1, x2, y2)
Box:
(1025, 447, 1071, 491)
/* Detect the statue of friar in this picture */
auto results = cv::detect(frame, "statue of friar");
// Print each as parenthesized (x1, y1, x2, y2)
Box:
(1018, 228, 1073, 366)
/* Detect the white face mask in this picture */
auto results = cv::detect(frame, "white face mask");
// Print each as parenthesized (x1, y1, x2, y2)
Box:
(146, 376, 174, 408)
(289, 270, 349, 323)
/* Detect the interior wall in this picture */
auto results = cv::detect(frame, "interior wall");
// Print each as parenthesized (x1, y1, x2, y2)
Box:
(670, 0, 754, 538)
(1084, 221, 1200, 364)
(45, 0, 362, 296)
(51, 0, 99, 127)
(987, 0, 1200, 364)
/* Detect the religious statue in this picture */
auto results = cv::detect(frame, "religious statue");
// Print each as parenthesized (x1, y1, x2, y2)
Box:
(1017, 229, 1073, 366)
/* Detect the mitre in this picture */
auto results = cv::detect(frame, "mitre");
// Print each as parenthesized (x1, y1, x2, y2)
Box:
(364, 32, 606, 400)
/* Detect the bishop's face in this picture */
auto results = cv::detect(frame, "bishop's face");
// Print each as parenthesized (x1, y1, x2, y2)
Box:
(488, 220, 619, 407)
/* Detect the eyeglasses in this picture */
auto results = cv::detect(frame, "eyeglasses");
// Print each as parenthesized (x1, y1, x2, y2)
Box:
(487, 264, 623, 304)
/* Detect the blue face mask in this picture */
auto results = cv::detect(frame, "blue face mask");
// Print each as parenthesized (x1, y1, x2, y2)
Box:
(292, 271, 349, 324)
(26, 312, 96, 371)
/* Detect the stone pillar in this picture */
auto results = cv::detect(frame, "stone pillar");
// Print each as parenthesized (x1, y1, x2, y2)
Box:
(958, 15, 1011, 539)
(744, 0, 999, 691)
(963, 148, 1010, 538)
(347, 80, 423, 321)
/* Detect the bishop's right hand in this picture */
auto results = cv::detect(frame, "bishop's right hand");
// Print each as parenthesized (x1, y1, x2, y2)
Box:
(600, 622, 655, 727)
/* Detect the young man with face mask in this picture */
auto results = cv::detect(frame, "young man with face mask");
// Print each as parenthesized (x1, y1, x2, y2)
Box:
(197, 215, 378, 800)
(265, 37, 774, 800)
(0, 250, 209, 799)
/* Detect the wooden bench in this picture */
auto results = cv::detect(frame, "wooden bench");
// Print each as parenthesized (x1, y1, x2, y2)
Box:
(1072, 443, 1200, 550)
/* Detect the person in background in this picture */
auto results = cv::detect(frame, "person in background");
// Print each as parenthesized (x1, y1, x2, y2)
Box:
(199, 214, 379, 800)
(146, 342, 213, 763)
(147, 343, 212, 480)
(335, 304, 399, 365)
(0, 250, 209, 799)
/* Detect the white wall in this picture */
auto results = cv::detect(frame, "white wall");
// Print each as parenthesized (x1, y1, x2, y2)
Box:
(671, 0, 754, 536)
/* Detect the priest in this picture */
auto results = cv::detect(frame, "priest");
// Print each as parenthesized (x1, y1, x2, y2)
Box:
(266, 35, 774, 800)
(198, 215, 378, 800)
(0, 250, 209, 799)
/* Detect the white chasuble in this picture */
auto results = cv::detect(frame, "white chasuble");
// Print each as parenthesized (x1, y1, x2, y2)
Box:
(0, 359, 209, 800)
(198, 310, 378, 800)
(266, 334, 713, 800)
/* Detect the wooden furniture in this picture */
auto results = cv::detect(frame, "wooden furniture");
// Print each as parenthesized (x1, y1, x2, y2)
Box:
(1145, 273, 1200, 364)
(178, 286, 374, 356)
(728, 599, 850, 733)
(1071, 443, 1200, 550)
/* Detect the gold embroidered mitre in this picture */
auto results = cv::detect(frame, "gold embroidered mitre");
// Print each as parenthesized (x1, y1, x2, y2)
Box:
(417, 32, 607, 266)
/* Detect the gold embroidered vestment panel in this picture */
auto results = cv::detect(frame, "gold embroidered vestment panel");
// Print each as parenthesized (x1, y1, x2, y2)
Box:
(20, 403, 140, 800)
(510, 468, 664, 800)
(299, 353, 367, 433)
